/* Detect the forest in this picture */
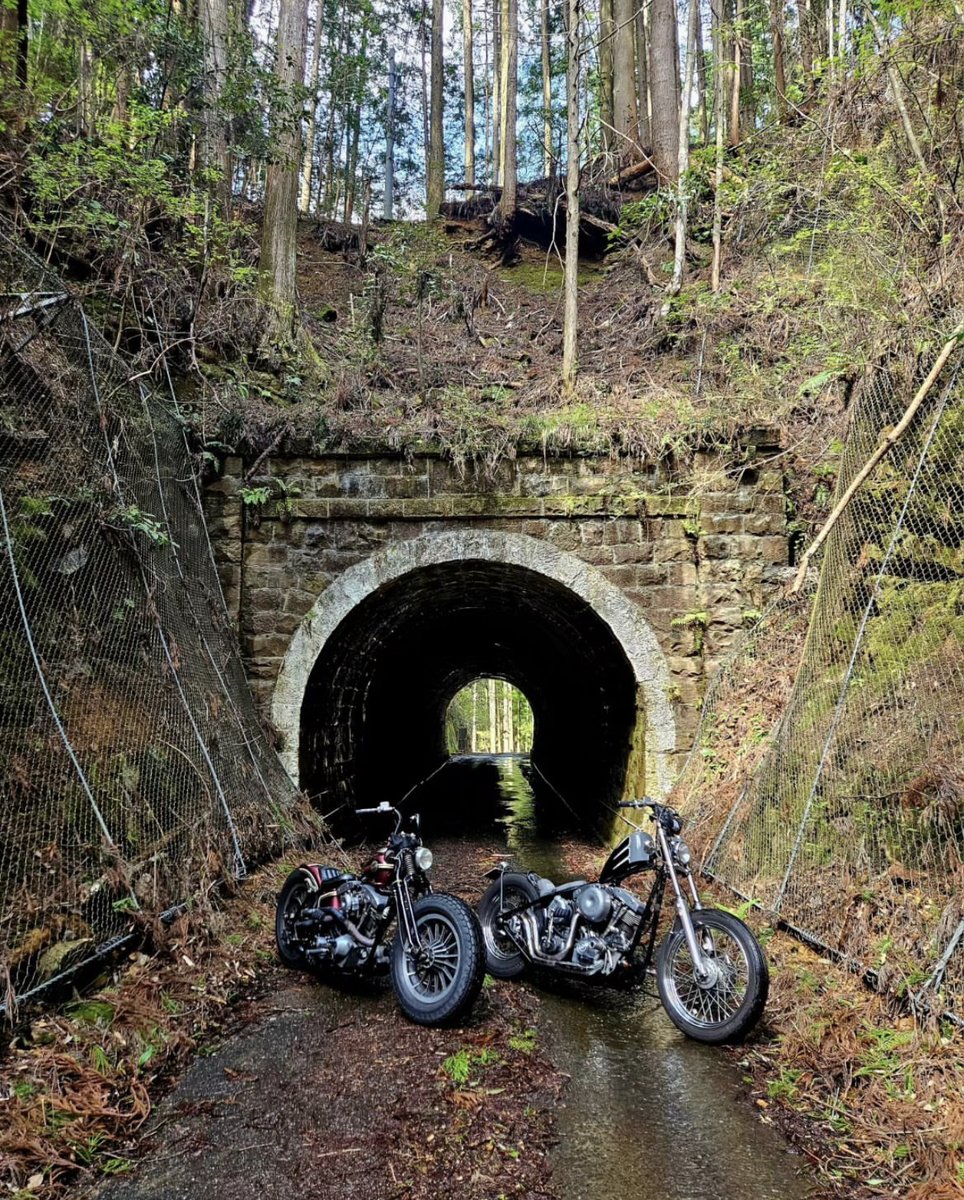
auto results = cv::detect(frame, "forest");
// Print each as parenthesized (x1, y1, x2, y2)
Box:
(2, 0, 960, 429)
(2, 0, 964, 1198)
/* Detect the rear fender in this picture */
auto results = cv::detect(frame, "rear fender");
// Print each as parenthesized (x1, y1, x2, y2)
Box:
(484, 863, 509, 881)
(298, 865, 354, 891)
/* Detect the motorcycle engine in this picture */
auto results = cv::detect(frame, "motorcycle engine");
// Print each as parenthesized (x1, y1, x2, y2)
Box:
(539, 893, 574, 956)
(312, 880, 390, 971)
(568, 884, 648, 975)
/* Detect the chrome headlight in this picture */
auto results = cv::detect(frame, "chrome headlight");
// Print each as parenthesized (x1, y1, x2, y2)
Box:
(674, 840, 692, 866)
(414, 846, 433, 871)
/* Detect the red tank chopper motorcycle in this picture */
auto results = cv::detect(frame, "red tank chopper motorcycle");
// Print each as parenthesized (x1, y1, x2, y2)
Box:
(276, 802, 484, 1026)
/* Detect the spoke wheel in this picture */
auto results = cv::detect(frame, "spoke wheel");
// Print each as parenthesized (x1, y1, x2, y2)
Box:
(656, 908, 768, 1044)
(391, 893, 484, 1026)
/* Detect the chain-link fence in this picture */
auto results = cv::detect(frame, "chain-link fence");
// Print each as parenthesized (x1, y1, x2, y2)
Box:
(675, 353, 964, 1014)
(0, 228, 318, 1015)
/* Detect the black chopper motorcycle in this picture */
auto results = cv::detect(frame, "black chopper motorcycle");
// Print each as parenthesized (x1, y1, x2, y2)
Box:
(276, 802, 484, 1026)
(477, 798, 768, 1043)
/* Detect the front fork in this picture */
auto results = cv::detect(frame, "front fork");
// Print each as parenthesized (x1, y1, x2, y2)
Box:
(656, 825, 711, 980)
(392, 873, 424, 954)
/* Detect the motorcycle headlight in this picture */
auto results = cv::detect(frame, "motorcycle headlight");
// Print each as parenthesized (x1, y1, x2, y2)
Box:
(675, 841, 692, 866)
(415, 846, 433, 872)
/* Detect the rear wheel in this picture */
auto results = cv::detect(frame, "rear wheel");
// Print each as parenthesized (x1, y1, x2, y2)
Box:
(656, 908, 768, 1044)
(391, 893, 484, 1026)
(477, 872, 539, 979)
(275, 871, 313, 968)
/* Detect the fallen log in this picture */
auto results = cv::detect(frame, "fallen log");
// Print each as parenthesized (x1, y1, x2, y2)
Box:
(606, 156, 658, 187)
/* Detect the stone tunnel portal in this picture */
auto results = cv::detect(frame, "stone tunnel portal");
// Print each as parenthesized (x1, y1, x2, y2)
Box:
(299, 560, 639, 830)
(270, 532, 678, 833)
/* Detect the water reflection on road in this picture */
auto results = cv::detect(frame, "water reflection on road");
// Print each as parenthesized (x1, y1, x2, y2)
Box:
(423, 754, 813, 1200)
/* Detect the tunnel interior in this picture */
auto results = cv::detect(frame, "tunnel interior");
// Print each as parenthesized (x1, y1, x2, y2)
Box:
(299, 560, 641, 835)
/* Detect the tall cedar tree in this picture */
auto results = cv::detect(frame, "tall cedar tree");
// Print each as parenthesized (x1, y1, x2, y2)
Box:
(648, 0, 679, 181)
(496, 0, 518, 224)
(260, 0, 309, 349)
(426, 0, 445, 213)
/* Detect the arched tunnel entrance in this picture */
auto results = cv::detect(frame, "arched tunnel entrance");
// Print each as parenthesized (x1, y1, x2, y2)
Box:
(299, 561, 637, 832)
(271, 532, 676, 836)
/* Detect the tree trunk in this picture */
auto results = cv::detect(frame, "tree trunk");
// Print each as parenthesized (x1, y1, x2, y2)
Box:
(299, 0, 324, 213)
(464, 0, 476, 184)
(502, 687, 511, 753)
(259, 0, 309, 351)
(711, 0, 726, 291)
(426, 0, 446, 214)
(344, 22, 367, 223)
(78, 41, 95, 136)
(799, 0, 814, 83)
(487, 678, 497, 753)
(598, 0, 615, 152)
(665, 0, 699, 307)
(649, 0, 679, 181)
(739, 0, 754, 135)
(541, 0, 553, 175)
(837, 0, 847, 68)
(420, 0, 430, 177)
(635, 0, 650, 150)
(612, 0, 638, 161)
(111, 68, 131, 127)
(695, 0, 709, 145)
(0, 0, 28, 112)
(562, 0, 580, 386)
(770, 0, 787, 120)
(492, 0, 502, 183)
(199, 0, 233, 212)
(729, 0, 742, 145)
(384, 50, 396, 217)
(496, 0, 518, 224)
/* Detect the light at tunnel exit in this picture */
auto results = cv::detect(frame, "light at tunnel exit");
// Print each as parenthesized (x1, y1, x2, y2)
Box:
(445, 678, 534, 755)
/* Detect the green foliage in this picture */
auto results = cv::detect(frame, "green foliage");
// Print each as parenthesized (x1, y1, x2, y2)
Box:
(66, 999, 116, 1027)
(507, 1028, 538, 1053)
(113, 504, 172, 548)
(239, 486, 271, 509)
(767, 1067, 803, 1102)
(672, 610, 709, 653)
(441, 1046, 501, 1086)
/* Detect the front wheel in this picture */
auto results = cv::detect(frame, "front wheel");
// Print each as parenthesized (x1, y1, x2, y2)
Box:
(391, 893, 484, 1026)
(656, 908, 768, 1044)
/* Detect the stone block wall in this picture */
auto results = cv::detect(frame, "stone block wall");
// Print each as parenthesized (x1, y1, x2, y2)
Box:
(204, 445, 789, 761)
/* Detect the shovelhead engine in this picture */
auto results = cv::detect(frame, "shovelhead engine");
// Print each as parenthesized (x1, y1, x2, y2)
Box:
(302, 874, 391, 971)
(532, 877, 648, 976)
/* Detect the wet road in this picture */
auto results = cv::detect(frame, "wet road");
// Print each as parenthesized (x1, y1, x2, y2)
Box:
(93, 754, 813, 1200)
(434, 755, 813, 1200)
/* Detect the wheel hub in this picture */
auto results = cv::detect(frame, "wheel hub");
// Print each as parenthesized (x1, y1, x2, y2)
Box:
(695, 958, 724, 989)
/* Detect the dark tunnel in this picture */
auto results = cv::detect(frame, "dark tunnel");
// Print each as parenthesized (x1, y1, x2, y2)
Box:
(298, 560, 641, 834)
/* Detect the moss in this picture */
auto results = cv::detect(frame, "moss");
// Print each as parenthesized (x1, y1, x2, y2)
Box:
(497, 258, 603, 294)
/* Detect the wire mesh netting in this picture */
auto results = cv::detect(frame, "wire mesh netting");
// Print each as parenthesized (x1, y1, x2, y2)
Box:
(675, 352, 964, 1014)
(0, 229, 317, 1014)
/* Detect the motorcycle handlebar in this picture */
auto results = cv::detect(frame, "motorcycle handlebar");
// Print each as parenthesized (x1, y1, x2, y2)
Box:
(617, 798, 655, 809)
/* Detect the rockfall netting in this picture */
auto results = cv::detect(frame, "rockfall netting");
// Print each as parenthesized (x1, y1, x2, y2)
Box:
(0, 229, 315, 1014)
(675, 346, 964, 1015)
